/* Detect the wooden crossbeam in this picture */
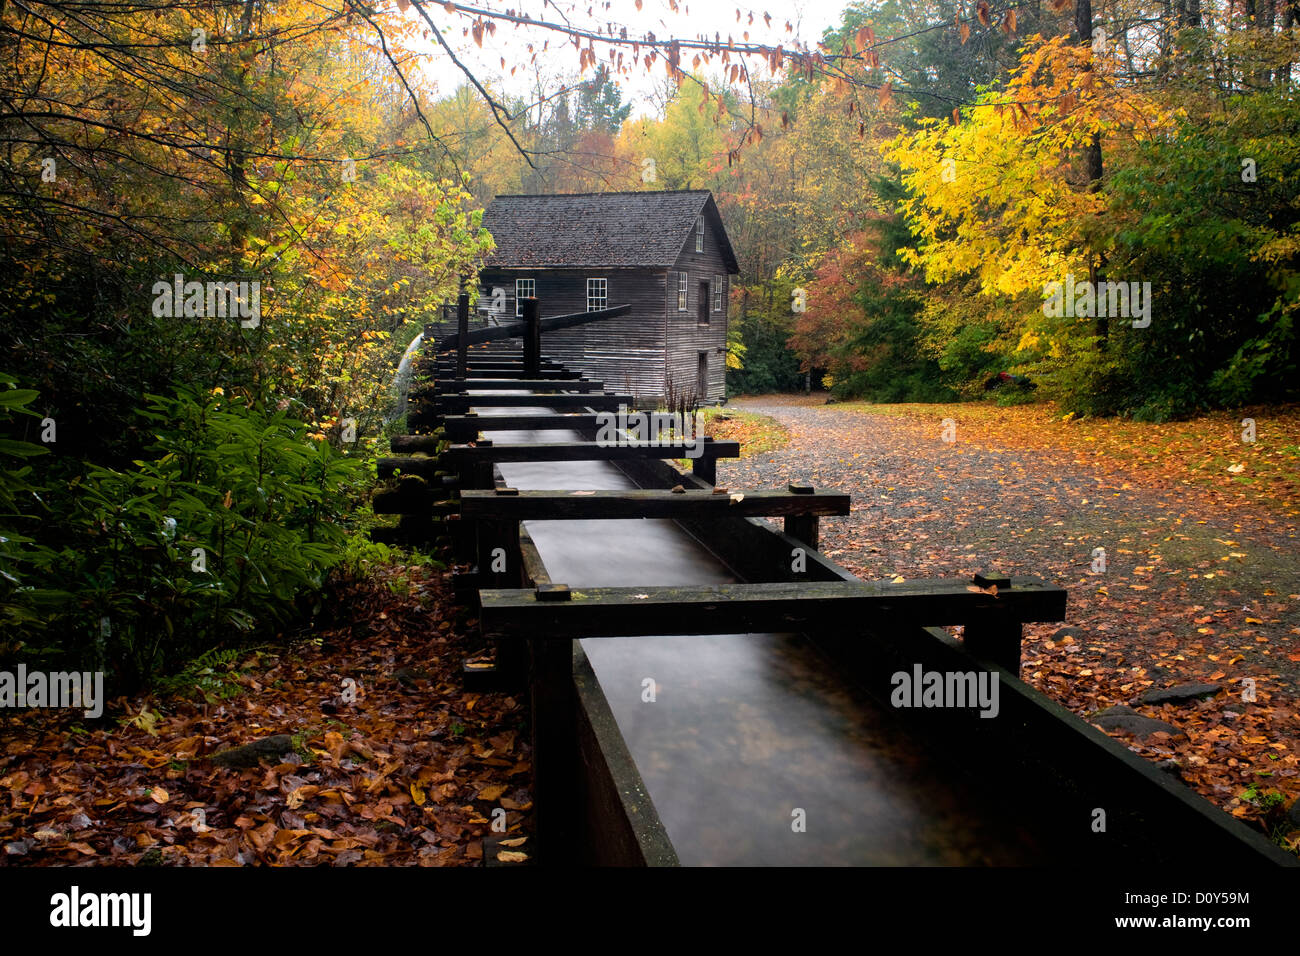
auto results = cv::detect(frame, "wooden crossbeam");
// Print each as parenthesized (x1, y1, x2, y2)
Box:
(376, 456, 441, 480)
(459, 488, 850, 521)
(432, 394, 633, 413)
(479, 578, 1067, 640)
(433, 379, 606, 392)
(372, 487, 456, 515)
(440, 413, 604, 440)
(434, 303, 632, 352)
(433, 369, 580, 380)
(390, 435, 443, 453)
(433, 357, 563, 364)
(438, 439, 740, 466)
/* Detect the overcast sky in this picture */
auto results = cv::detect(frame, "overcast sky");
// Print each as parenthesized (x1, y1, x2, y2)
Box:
(407, 0, 852, 116)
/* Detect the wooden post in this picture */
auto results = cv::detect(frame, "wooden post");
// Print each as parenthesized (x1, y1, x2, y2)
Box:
(692, 437, 717, 485)
(530, 636, 577, 864)
(784, 515, 819, 550)
(477, 515, 528, 681)
(446, 513, 474, 564)
(964, 608, 1022, 676)
(477, 518, 520, 589)
(455, 287, 470, 383)
(521, 297, 540, 377)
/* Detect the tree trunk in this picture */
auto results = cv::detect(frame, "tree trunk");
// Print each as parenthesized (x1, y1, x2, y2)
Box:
(1075, 0, 1107, 346)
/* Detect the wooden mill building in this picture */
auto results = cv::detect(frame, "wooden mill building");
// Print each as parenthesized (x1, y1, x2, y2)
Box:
(478, 190, 738, 404)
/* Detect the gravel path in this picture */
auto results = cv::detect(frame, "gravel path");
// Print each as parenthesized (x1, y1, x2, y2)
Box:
(720, 396, 1300, 724)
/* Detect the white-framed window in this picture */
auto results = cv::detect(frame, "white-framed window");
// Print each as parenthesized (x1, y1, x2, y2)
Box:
(713, 275, 724, 312)
(515, 278, 535, 316)
(587, 277, 607, 312)
(695, 215, 705, 252)
(677, 271, 689, 311)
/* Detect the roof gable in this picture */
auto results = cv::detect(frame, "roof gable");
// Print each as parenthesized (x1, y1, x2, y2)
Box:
(482, 190, 739, 273)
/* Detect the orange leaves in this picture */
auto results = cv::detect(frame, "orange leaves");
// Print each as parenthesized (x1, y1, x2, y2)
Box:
(959, 21, 971, 44)
(1002, 9, 1017, 35)
(0, 563, 531, 866)
(976, 0, 992, 26)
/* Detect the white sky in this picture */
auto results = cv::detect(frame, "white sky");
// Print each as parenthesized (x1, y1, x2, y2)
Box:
(405, 0, 851, 117)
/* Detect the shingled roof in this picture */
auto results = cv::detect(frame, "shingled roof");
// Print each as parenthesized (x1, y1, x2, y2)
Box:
(482, 189, 739, 273)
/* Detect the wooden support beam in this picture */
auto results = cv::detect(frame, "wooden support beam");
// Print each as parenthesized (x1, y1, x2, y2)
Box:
(693, 452, 717, 485)
(433, 379, 606, 393)
(440, 440, 740, 468)
(371, 513, 441, 547)
(376, 457, 460, 482)
(963, 605, 1024, 677)
(433, 359, 564, 369)
(372, 485, 457, 515)
(784, 514, 819, 550)
(521, 297, 540, 377)
(530, 637, 577, 863)
(433, 368, 578, 380)
(459, 488, 849, 521)
(440, 413, 604, 441)
(479, 577, 1067, 642)
(390, 434, 445, 454)
(455, 290, 469, 382)
(433, 394, 633, 413)
(477, 519, 522, 590)
(368, 526, 409, 545)
(437, 303, 632, 353)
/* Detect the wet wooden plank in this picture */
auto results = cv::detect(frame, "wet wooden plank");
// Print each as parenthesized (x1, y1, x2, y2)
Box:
(479, 578, 1068, 639)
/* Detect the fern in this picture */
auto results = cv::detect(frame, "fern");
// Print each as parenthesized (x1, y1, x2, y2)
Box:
(155, 645, 258, 701)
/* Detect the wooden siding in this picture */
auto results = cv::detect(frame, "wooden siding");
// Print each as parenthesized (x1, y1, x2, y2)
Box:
(665, 222, 730, 403)
(476, 201, 733, 405)
(478, 268, 668, 402)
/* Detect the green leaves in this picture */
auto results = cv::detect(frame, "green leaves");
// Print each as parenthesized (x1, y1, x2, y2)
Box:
(12, 386, 371, 686)
(0, 438, 47, 458)
(0, 389, 40, 410)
